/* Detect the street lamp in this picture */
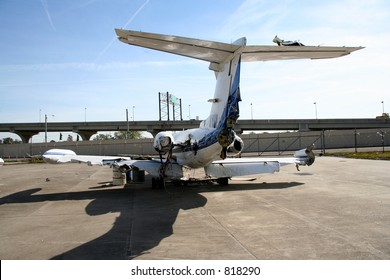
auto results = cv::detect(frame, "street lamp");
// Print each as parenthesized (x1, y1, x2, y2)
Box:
(381, 101, 385, 115)
(84, 107, 87, 123)
(250, 103, 253, 120)
(132, 106, 135, 121)
(188, 104, 191, 119)
(314, 102, 318, 119)
(126, 108, 129, 139)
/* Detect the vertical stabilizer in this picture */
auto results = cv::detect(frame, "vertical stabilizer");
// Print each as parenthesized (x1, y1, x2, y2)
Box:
(200, 37, 246, 129)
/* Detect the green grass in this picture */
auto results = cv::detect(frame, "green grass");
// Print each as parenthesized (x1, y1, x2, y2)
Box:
(3, 158, 45, 164)
(325, 151, 390, 160)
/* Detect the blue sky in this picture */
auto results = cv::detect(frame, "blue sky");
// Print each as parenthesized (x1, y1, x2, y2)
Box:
(1, 0, 389, 142)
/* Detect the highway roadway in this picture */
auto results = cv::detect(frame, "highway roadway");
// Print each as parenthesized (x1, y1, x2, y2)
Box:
(1, 118, 389, 142)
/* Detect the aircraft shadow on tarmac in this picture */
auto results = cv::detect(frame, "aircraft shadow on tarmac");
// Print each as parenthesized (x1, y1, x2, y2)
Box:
(0, 179, 303, 260)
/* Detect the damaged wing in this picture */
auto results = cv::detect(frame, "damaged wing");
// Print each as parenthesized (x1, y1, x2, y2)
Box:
(205, 146, 315, 178)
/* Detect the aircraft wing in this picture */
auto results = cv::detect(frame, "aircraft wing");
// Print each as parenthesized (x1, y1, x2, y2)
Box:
(115, 29, 363, 66)
(67, 155, 131, 166)
(205, 147, 314, 178)
(43, 152, 131, 165)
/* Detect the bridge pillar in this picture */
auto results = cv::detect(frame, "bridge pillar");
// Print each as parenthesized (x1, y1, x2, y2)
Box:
(74, 130, 98, 141)
(13, 131, 39, 143)
(147, 130, 162, 137)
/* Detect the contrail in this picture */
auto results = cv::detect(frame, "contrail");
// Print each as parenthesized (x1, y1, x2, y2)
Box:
(41, 0, 56, 31)
(95, 0, 150, 63)
(122, 0, 150, 29)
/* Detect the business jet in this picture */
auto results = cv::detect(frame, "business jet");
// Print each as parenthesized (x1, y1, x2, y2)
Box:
(43, 29, 362, 187)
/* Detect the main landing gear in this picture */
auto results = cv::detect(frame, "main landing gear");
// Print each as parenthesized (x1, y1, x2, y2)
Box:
(216, 177, 229, 186)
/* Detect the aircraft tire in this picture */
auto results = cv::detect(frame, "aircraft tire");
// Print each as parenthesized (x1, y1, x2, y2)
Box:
(152, 177, 165, 189)
(159, 178, 166, 189)
(217, 177, 229, 186)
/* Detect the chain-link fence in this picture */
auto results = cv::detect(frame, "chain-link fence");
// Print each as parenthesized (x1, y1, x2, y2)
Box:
(1, 128, 389, 158)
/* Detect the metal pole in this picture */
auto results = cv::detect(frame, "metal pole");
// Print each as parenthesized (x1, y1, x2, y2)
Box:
(158, 92, 162, 121)
(166, 92, 170, 121)
(314, 102, 317, 119)
(84, 107, 87, 123)
(126, 109, 129, 139)
(173, 99, 176, 121)
(45, 114, 48, 143)
(250, 103, 253, 120)
(132, 106, 135, 122)
(382, 101, 385, 114)
(179, 98, 183, 120)
(354, 129, 358, 152)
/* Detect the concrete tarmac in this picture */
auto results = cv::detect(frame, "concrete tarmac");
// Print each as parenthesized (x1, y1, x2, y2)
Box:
(0, 157, 389, 260)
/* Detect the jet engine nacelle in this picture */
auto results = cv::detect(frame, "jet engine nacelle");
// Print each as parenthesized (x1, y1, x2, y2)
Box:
(153, 131, 174, 154)
(227, 134, 244, 156)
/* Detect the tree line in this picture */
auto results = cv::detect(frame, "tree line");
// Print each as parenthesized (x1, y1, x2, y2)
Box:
(0, 131, 142, 144)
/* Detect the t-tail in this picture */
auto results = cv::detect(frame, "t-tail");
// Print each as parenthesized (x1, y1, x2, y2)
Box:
(115, 29, 362, 164)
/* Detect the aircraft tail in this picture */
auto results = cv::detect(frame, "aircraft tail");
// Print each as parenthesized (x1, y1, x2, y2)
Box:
(115, 29, 361, 130)
(200, 37, 246, 129)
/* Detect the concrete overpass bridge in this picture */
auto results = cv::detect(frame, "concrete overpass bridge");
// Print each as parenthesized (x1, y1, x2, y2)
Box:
(1, 118, 389, 143)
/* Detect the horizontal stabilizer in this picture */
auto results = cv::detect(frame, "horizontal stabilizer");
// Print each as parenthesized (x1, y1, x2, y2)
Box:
(116, 29, 364, 69)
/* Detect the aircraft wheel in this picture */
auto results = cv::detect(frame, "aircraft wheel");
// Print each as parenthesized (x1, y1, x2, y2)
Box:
(158, 178, 166, 189)
(152, 177, 165, 189)
(152, 178, 157, 189)
(217, 177, 229, 186)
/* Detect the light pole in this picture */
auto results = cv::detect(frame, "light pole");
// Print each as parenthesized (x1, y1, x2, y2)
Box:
(381, 101, 385, 115)
(45, 114, 54, 144)
(250, 103, 253, 120)
(45, 114, 47, 143)
(126, 109, 129, 139)
(314, 102, 318, 119)
(84, 107, 87, 123)
(188, 104, 191, 119)
(132, 106, 135, 121)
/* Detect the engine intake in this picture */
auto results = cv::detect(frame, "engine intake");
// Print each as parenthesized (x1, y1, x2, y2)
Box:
(227, 135, 244, 156)
(153, 132, 174, 153)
